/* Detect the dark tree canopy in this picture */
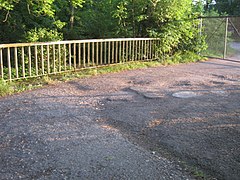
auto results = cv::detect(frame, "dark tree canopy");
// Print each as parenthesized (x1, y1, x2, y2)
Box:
(0, 0, 208, 59)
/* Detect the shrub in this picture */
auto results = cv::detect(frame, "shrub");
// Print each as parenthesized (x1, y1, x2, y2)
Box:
(25, 28, 63, 42)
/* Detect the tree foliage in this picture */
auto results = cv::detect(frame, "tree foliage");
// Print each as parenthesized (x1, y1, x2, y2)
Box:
(0, 0, 208, 59)
(197, 0, 240, 15)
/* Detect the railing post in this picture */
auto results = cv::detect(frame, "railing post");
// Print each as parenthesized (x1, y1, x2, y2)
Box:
(223, 17, 228, 59)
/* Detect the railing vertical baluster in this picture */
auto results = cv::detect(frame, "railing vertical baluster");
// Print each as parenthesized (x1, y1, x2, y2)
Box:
(0, 48, 3, 79)
(129, 40, 132, 61)
(119, 41, 122, 63)
(149, 40, 152, 60)
(147, 40, 150, 60)
(7, 48, 12, 81)
(126, 41, 128, 62)
(152, 40, 154, 60)
(138, 40, 141, 60)
(21, 47, 25, 78)
(108, 42, 111, 64)
(58, 44, 61, 72)
(145, 40, 147, 60)
(132, 40, 134, 61)
(73, 43, 76, 69)
(143, 40, 145, 60)
(47, 45, 50, 74)
(112, 41, 114, 64)
(69, 44, 72, 69)
(41, 45, 44, 75)
(83, 43, 86, 67)
(104, 42, 107, 64)
(135, 41, 137, 61)
(92, 42, 95, 66)
(35, 46, 38, 76)
(28, 46, 32, 76)
(14, 47, 19, 78)
(96, 42, 99, 66)
(100, 42, 103, 65)
(141, 40, 144, 60)
(115, 41, 118, 63)
(78, 43, 81, 68)
(87, 42, 90, 66)
(146, 40, 149, 60)
(122, 41, 125, 62)
(53, 44, 56, 73)
(64, 44, 67, 70)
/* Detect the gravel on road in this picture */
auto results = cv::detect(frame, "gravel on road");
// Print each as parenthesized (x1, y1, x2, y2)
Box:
(1, 58, 240, 180)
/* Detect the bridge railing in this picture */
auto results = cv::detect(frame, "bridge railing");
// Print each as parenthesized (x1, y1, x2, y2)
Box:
(0, 38, 160, 81)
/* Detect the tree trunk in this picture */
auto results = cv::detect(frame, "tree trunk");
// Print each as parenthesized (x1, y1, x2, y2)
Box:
(70, 1, 74, 29)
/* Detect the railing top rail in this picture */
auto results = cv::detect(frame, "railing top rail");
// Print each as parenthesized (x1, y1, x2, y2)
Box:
(198, 15, 240, 19)
(0, 38, 159, 48)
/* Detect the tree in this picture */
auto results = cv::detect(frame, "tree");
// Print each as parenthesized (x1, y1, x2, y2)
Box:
(0, 0, 57, 43)
(215, 0, 240, 15)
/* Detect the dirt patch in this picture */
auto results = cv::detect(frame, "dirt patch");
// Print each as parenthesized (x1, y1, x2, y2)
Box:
(1, 58, 240, 179)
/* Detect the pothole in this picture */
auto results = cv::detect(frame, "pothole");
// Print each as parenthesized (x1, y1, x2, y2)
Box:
(172, 91, 199, 98)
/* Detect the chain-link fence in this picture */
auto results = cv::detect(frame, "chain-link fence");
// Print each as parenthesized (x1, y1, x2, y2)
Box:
(201, 16, 240, 61)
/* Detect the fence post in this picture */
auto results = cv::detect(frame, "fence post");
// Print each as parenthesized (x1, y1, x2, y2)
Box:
(223, 17, 228, 59)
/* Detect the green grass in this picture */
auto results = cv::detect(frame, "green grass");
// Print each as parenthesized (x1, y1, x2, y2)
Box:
(0, 53, 204, 97)
(0, 80, 14, 97)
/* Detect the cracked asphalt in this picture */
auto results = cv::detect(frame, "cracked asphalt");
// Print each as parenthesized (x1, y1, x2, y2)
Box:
(1, 58, 240, 180)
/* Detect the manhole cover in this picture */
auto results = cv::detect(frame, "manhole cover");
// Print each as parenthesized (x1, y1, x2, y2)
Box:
(172, 91, 198, 98)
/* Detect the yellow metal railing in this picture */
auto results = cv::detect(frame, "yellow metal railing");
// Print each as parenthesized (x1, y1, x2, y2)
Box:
(0, 38, 160, 81)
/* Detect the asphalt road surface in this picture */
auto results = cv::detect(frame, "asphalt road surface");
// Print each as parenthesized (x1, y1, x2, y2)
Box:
(1, 58, 240, 180)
